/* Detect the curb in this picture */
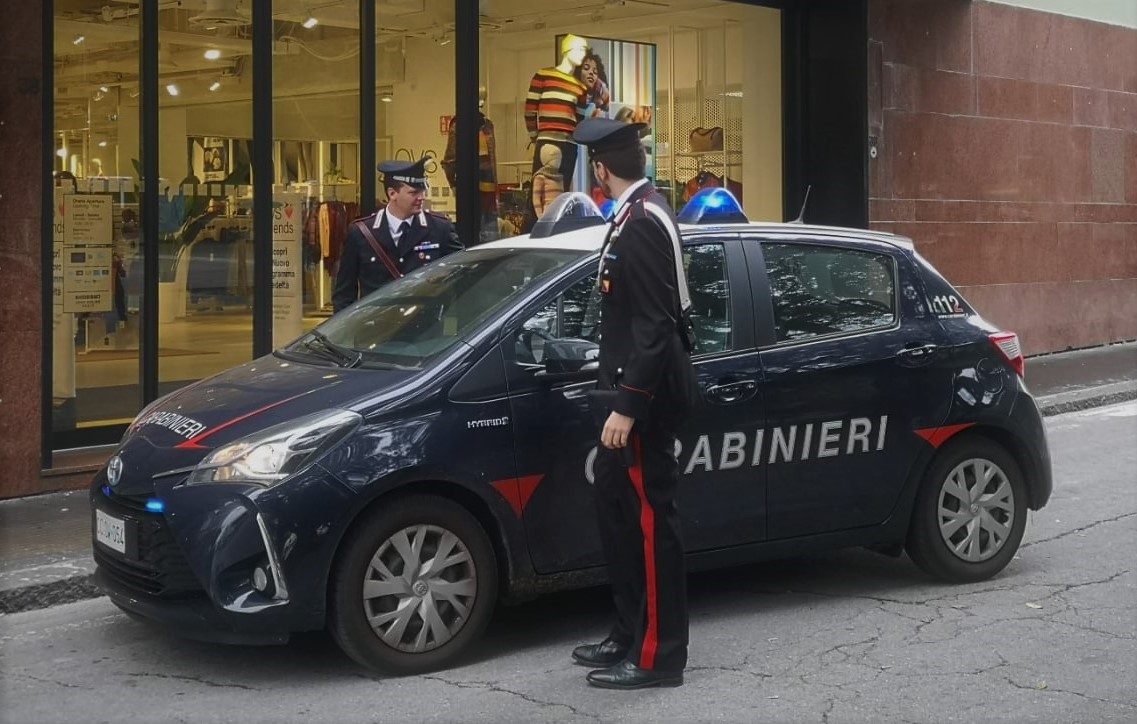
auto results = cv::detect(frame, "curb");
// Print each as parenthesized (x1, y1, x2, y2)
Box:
(3, 388, 1134, 617)
(0, 575, 101, 615)
(1037, 383, 1137, 417)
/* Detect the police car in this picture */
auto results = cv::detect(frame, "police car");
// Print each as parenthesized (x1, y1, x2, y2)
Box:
(91, 190, 1052, 675)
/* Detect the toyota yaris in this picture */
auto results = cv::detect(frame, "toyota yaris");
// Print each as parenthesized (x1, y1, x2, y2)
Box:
(92, 191, 1052, 674)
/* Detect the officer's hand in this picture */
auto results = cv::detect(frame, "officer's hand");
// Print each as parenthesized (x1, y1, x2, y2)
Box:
(601, 411, 635, 450)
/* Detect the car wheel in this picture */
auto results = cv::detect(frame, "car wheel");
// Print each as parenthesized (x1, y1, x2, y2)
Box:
(907, 435, 1028, 583)
(328, 494, 498, 675)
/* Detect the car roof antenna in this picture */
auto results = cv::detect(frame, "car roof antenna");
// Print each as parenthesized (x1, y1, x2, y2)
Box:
(790, 185, 812, 224)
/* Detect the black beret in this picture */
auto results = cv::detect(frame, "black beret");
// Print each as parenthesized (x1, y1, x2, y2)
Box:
(572, 118, 648, 153)
(379, 156, 430, 187)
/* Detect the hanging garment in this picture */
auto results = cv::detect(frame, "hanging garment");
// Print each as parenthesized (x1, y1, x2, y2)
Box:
(442, 113, 500, 213)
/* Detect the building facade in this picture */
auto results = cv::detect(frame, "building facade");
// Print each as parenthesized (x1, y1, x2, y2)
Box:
(0, 0, 1133, 498)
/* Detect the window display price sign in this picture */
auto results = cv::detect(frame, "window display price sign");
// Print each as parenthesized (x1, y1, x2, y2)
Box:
(63, 195, 113, 313)
(272, 193, 304, 348)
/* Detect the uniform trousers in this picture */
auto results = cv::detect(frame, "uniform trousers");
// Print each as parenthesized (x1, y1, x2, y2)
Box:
(593, 419, 688, 672)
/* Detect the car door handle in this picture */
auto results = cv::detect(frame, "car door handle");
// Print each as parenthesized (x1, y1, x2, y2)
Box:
(704, 380, 758, 404)
(896, 343, 939, 366)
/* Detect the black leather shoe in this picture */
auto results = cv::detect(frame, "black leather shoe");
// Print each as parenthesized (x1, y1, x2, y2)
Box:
(571, 638, 629, 667)
(586, 660, 684, 689)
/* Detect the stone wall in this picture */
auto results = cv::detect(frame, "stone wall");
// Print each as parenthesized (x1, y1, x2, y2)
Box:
(868, 0, 1137, 354)
(0, 1, 45, 497)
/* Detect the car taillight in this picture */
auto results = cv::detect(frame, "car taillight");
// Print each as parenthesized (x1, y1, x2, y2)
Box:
(990, 332, 1024, 378)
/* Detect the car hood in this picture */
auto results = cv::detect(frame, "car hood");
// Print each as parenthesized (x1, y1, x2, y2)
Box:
(124, 354, 417, 454)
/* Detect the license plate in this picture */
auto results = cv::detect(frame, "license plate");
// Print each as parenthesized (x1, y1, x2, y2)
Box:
(95, 509, 127, 554)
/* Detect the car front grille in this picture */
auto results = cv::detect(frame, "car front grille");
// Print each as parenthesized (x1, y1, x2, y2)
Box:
(94, 492, 203, 598)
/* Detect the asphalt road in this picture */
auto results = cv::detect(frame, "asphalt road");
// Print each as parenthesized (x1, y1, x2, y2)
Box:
(2, 402, 1134, 724)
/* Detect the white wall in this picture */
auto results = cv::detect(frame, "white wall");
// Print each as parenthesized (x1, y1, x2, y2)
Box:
(986, 0, 1137, 28)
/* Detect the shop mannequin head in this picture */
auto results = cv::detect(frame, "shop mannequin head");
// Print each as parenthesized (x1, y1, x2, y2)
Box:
(557, 34, 588, 73)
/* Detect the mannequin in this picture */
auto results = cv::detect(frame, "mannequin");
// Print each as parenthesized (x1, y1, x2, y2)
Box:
(525, 34, 589, 218)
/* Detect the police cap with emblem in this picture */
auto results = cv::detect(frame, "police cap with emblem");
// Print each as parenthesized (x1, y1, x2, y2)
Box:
(572, 118, 648, 154)
(379, 156, 430, 189)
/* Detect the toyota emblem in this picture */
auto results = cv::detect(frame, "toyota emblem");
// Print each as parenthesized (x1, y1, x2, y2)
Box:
(107, 455, 124, 487)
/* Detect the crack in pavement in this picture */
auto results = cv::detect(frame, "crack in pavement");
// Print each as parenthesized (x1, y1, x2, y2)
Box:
(123, 671, 259, 690)
(422, 674, 601, 721)
(16, 673, 96, 690)
(1003, 676, 1137, 710)
(686, 664, 773, 682)
(1022, 511, 1137, 549)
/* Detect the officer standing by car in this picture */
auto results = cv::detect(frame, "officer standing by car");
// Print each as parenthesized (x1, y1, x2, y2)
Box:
(332, 157, 462, 312)
(569, 117, 697, 690)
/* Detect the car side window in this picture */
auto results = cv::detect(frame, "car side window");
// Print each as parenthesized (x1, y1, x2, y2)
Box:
(763, 243, 896, 343)
(684, 243, 732, 354)
(515, 273, 602, 366)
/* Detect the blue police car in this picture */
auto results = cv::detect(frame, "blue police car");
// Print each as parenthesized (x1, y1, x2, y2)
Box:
(91, 190, 1052, 675)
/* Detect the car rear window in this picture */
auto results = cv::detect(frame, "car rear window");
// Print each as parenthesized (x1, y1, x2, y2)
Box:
(763, 242, 897, 343)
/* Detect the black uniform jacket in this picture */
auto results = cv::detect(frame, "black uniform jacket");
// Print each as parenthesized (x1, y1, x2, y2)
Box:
(598, 184, 697, 424)
(332, 208, 463, 312)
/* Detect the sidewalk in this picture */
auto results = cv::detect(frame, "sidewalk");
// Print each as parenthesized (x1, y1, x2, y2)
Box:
(2, 342, 1134, 616)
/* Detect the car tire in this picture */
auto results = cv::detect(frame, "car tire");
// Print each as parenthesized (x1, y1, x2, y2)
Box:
(907, 435, 1028, 583)
(328, 494, 498, 675)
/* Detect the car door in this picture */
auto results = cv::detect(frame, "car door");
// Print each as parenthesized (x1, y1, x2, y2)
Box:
(506, 238, 768, 575)
(747, 237, 953, 539)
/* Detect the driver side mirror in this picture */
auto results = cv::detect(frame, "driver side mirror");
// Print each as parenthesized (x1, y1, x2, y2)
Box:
(534, 338, 600, 383)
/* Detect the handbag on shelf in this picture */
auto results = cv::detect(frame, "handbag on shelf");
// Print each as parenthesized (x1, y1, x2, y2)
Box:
(689, 126, 724, 152)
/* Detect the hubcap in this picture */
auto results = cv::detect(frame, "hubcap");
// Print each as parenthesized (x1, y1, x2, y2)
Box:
(362, 524, 477, 653)
(937, 458, 1015, 563)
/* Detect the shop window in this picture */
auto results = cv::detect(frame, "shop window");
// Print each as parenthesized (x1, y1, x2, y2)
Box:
(273, 2, 362, 345)
(478, 1, 782, 239)
(50, 1, 143, 440)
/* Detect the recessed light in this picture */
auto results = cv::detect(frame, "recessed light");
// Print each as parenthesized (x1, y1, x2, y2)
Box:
(209, 81, 222, 92)
(165, 83, 180, 96)
(302, 17, 318, 29)
(72, 35, 85, 45)
(204, 49, 222, 60)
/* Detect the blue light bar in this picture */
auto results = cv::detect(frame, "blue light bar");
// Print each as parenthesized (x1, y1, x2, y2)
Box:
(145, 499, 165, 513)
(677, 188, 748, 225)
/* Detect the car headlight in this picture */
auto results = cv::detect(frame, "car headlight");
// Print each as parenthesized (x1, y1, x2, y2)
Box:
(186, 409, 362, 486)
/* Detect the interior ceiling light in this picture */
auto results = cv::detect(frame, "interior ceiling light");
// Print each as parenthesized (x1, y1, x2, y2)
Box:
(98, 141, 108, 147)
(204, 49, 222, 60)
(72, 35, 86, 45)
(99, 85, 110, 93)
(209, 80, 222, 92)
(165, 83, 180, 96)
(302, 16, 319, 29)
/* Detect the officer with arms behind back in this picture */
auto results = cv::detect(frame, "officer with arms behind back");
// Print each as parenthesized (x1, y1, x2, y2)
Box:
(332, 156, 462, 312)
(569, 118, 697, 690)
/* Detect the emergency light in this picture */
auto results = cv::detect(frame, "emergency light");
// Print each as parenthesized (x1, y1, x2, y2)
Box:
(677, 188, 748, 225)
(531, 192, 607, 238)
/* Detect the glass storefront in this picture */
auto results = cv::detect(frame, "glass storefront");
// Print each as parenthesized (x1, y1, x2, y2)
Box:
(47, 0, 782, 452)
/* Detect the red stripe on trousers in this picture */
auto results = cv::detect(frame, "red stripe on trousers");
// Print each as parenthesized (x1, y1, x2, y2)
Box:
(627, 434, 659, 670)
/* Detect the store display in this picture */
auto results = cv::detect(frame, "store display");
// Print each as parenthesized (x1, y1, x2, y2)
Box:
(689, 126, 724, 152)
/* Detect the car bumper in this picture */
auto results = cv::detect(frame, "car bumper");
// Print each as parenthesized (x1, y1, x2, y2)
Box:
(91, 463, 357, 642)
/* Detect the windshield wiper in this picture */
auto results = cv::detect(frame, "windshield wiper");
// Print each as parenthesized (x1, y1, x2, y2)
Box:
(302, 330, 362, 368)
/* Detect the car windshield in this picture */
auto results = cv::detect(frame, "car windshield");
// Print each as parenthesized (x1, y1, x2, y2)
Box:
(288, 247, 584, 369)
